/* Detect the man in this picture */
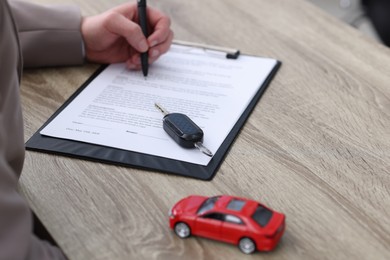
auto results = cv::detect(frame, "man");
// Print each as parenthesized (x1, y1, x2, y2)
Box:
(0, 0, 173, 259)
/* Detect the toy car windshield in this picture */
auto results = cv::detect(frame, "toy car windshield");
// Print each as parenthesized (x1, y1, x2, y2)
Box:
(197, 196, 220, 215)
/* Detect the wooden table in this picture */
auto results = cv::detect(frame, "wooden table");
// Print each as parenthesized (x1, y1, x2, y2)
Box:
(20, 0, 390, 259)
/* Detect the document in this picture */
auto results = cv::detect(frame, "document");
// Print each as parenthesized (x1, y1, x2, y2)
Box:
(40, 44, 278, 166)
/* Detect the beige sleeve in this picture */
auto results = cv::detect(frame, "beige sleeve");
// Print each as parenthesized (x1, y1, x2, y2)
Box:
(0, 1, 67, 259)
(9, 0, 85, 68)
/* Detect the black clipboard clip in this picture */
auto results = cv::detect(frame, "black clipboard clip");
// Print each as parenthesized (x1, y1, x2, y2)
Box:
(173, 40, 240, 59)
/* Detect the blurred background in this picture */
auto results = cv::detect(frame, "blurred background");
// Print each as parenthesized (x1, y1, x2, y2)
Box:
(307, 0, 386, 45)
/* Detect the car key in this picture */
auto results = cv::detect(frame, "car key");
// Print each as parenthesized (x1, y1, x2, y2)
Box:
(155, 103, 213, 157)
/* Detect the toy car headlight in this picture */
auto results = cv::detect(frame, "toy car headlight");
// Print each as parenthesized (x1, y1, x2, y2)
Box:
(169, 207, 176, 218)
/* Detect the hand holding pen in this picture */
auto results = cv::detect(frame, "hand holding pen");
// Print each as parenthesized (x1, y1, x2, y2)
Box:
(80, 2, 173, 69)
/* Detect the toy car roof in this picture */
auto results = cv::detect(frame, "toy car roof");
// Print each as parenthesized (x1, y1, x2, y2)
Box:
(213, 195, 262, 217)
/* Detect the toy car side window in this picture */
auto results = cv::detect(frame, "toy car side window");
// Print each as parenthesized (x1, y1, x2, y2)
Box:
(225, 214, 244, 225)
(202, 212, 224, 221)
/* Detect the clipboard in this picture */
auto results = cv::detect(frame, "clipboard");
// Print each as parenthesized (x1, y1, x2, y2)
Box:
(26, 41, 281, 181)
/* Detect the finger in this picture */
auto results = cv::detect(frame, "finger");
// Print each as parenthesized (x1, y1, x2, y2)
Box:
(129, 53, 142, 65)
(126, 51, 142, 69)
(149, 30, 174, 59)
(129, 29, 173, 66)
(146, 8, 172, 48)
(104, 12, 149, 53)
(126, 59, 142, 70)
(129, 30, 173, 66)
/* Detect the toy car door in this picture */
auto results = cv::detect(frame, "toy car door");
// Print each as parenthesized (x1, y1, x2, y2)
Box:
(195, 212, 223, 240)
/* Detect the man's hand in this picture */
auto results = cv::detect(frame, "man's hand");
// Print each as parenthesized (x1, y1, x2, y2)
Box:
(81, 3, 173, 69)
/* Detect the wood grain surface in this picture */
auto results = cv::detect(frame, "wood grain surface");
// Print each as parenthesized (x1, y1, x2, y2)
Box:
(19, 0, 390, 259)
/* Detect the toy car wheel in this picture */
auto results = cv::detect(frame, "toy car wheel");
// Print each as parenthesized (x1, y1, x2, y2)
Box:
(238, 237, 256, 254)
(174, 222, 191, 238)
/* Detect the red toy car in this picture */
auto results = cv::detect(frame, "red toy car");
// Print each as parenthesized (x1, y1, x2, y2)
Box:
(169, 195, 285, 254)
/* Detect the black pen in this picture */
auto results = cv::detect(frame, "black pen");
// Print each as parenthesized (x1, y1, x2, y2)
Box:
(137, 0, 149, 77)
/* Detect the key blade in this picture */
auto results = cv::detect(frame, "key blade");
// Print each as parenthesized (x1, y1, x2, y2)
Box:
(194, 142, 213, 157)
(154, 102, 170, 116)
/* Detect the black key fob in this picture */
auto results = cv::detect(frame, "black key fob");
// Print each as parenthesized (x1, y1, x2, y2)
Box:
(163, 113, 204, 148)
